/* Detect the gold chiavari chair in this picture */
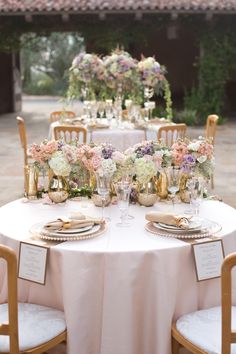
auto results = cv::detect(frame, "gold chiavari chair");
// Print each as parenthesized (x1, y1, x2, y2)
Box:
(16, 116, 31, 167)
(172, 252, 236, 354)
(157, 123, 187, 147)
(0, 244, 67, 354)
(205, 114, 219, 145)
(205, 114, 219, 189)
(49, 110, 76, 123)
(53, 125, 87, 143)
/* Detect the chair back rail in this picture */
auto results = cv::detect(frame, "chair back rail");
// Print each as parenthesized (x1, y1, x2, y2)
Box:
(16, 116, 28, 166)
(157, 123, 187, 147)
(53, 125, 87, 143)
(49, 111, 76, 123)
(205, 114, 219, 145)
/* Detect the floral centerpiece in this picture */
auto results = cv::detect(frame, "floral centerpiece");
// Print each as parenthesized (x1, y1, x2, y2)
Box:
(125, 140, 171, 185)
(68, 52, 105, 100)
(77, 143, 126, 178)
(171, 137, 214, 179)
(124, 140, 171, 206)
(30, 140, 81, 203)
(30, 140, 79, 177)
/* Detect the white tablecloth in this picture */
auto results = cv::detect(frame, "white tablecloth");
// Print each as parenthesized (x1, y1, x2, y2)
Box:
(48, 121, 161, 151)
(1, 199, 236, 354)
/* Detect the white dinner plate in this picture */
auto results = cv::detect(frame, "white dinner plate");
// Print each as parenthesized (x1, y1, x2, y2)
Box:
(46, 224, 94, 234)
(155, 218, 202, 232)
(30, 222, 101, 239)
(146, 218, 222, 239)
(153, 222, 203, 234)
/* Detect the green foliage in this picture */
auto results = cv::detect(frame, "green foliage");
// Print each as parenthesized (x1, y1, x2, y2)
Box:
(24, 71, 55, 95)
(21, 32, 84, 95)
(163, 79, 173, 120)
(184, 30, 236, 123)
(172, 109, 199, 126)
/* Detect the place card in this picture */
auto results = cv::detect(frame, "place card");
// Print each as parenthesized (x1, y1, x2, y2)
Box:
(192, 239, 224, 281)
(18, 242, 48, 285)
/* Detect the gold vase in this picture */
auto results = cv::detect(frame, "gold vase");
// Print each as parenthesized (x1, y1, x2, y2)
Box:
(24, 164, 38, 200)
(179, 173, 191, 203)
(138, 179, 157, 207)
(48, 174, 69, 203)
(156, 169, 168, 199)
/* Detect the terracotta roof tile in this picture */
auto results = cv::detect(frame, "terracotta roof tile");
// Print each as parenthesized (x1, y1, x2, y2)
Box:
(1, 0, 236, 13)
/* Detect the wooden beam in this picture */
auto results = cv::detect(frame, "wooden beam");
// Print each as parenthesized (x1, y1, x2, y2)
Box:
(61, 13, 70, 22)
(135, 11, 143, 20)
(25, 13, 33, 22)
(99, 12, 106, 20)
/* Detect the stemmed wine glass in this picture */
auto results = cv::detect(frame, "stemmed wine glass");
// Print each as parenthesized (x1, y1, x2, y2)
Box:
(95, 173, 111, 222)
(166, 166, 181, 210)
(187, 176, 204, 215)
(115, 181, 131, 227)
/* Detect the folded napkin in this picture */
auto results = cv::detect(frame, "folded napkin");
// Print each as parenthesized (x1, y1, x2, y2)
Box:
(44, 214, 104, 231)
(145, 211, 192, 229)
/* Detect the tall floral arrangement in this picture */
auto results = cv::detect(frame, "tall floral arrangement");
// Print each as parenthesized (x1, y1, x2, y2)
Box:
(103, 49, 141, 99)
(171, 137, 214, 179)
(137, 56, 165, 90)
(137, 56, 172, 119)
(125, 140, 172, 184)
(68, 52, 105, 100)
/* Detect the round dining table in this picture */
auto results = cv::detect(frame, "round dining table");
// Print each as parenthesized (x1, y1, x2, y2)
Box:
(48, 120, 162, 151)
(1, 198, 236, 354)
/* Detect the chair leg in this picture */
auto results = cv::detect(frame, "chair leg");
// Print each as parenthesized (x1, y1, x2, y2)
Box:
(211, 174, 214, 190)
(172, 336, 181, 354)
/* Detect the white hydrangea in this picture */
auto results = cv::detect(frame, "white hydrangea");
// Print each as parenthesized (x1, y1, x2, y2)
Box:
(49, 151, 71, 177)
(135, 158, 157, 184)
(188, 141, 201, 151)
(97, 158, 116, 177)
(197, 155, 207, 164)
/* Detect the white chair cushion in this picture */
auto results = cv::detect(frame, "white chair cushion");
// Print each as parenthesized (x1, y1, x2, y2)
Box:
(0, 303, 66, 352)
(176, 306, 236, 354)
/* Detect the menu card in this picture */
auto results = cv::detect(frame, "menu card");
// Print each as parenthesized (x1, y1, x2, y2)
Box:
(192, 239, 224, 281)
(18, 242, 48, 285)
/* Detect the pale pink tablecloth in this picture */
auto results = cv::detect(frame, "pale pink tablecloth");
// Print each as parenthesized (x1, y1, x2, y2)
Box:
(1, 199, 236, 354)
(48, 121, 161, 151)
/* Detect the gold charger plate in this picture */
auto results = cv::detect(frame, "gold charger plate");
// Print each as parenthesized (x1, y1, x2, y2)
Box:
(145, 219, 222, 239)
(30, 222, 107, 241)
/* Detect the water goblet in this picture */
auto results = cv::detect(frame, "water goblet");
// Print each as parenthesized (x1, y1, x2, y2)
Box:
(167, 166, 181, 210)
(115, 181, 131, 227)
(190, 176, 204, 215)
(95, 173, 111, 222)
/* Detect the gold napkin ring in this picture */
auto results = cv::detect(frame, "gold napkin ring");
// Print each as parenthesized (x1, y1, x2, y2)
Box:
(63, 221, 71, 229)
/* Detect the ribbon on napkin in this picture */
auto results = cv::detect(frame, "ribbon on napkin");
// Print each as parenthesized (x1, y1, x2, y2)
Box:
(145, 211, 192, 229)
(44, 214, 104, 231)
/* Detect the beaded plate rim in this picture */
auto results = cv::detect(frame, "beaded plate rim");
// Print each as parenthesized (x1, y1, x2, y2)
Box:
(30, 222, 107, 241)
(145, 221, 222, 239)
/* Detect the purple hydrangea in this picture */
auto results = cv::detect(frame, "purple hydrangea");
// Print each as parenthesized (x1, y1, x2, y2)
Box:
(135, 144, 155, 158)
(182, 154, 196, 173)
(102, 144, 115, 159)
